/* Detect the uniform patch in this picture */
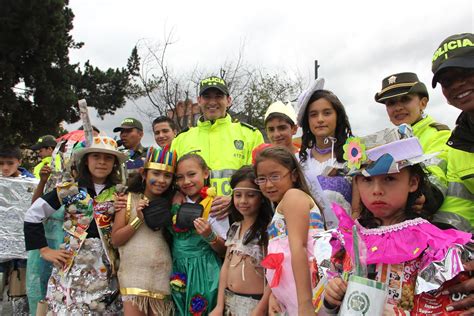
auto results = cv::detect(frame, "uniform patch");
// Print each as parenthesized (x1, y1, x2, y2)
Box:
(234, 140, 244, 150)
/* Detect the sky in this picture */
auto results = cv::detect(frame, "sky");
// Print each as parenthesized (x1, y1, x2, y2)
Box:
(66, 0, 474, 146)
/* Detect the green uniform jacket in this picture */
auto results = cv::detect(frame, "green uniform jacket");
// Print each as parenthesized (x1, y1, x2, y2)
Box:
(439, 112, 474, 227)
(413, 115, 451, 196)
(171, 114, 264, 196)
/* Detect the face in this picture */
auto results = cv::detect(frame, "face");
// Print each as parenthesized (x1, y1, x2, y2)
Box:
(356, 168, 419, 225)
(119, 128, 143, 150)
(38, 147, 53, 159)
(153, 122, 177, 148)
(384, 94, 427, 126)
(175, 158, 209, 200)
(233, 179, 262, 218)
(307, 98, 337, 140)
(256, 159, 296, 203)
(438, 68, 474, 113)
(0, 157, 20, 177)
(197, 89, 231, 121)
(265, 118, 297, 149)
(86, 153, 116, 184)
(143, 169, 173, 197)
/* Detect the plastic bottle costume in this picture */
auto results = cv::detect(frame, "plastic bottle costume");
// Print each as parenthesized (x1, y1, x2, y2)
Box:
(24, 136, 127, 314)
(117, 146, 176, 315)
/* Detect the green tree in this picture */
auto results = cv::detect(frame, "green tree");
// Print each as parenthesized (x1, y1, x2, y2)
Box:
(0, 0, 132, 145)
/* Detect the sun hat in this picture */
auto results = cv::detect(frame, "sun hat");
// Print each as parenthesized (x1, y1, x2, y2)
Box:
(374, 72, 429, 103)
(74, 136, 128, 164)
(296, 78, 325, 126)
(264, 101, 297, 125)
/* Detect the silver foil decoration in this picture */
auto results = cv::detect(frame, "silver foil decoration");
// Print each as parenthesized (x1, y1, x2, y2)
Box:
(0, 177, 38, 262)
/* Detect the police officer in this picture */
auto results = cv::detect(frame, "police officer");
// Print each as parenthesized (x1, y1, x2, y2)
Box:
(375, 72, 450, 211)
(113, 118, 147, 160)
(431, 32, 474, 314)
(31, 135, 61, 179)
(171, 76, 264, 214)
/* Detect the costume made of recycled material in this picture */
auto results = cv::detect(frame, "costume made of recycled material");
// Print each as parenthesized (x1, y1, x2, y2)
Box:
(315, 204, 472, 313)
(24, 181, 122, 314)
(262, 196, 325, 315)
(171, 114, 264, 196)
(118, 192, 174, 315)
(168, 195, 224, 316)
(223, 222, 266, 315)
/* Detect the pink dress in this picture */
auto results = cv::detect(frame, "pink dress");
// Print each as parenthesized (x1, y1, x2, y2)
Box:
(262, 199, 325, 315)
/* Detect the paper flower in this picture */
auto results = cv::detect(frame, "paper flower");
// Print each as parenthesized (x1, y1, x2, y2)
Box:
(343, 137, 366, 169)
(189, 294, 208, 316)
(170, 272, 187, 292)
(206, 187, 217, 198)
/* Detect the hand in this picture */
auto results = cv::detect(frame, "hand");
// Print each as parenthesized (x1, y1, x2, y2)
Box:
(210, 196, 231, 220)
(445, 260, 474, 315)
(209, 306, 224, 316)
(40, 247, 71, 266)
(136, 198, 149, 220)
(412, 193, 426, 214)
(39, 163, 51, 183)
(193, 217, 212, 237)
(269, 292, 283, 316)
(172, 191, 185, 205)
(114, 193, 128, 212)
(324, 277, 347, 308)
(251, 303, 268, 316)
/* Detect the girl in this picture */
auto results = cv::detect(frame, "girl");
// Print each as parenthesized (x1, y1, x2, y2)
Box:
(254, 146, 326, 315)
(322, 128, 472, 314)
(24, 136, 127, 314)
(169, 154, 229, 315)
(112, 146, 176, 315)
(210, 166, 273, 316)
(297, 79, 353, 228)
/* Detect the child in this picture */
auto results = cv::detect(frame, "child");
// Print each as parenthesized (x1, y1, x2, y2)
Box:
(210, 166, 273, 316)
(112, 146, 176, 315)
(152, 116, 178, 148)
(169, 153, 229, 315)
(0, 145, 34, 178)
(254, 146, 325, 315)
(24, 136, 127, 314)
(264, 101, 299, 154)
(321, 126, 472, 314)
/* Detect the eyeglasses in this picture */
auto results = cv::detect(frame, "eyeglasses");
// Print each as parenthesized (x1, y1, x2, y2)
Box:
(254, 170, 292, 185)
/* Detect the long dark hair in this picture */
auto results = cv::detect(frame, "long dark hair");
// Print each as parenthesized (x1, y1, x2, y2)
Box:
(357, 164, 435, 228)
(299, 90, 353, 163)
(228, 166, 273, 247)
(77, 153, 122, 187)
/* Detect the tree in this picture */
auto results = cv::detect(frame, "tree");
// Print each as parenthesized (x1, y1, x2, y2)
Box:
(0, 0, 132, 145)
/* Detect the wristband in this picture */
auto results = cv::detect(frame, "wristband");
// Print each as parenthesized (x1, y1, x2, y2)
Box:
(130, 217, 142, 230)
(204, 231, 218, 244)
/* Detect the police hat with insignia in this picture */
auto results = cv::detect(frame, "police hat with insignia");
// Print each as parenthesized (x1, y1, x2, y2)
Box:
(199, 76, 229, 96)
(431, 33, 474, 88)
(374, 72, 429, 104)
(113, 117, 144, 132)
(31, 135, 57, 150)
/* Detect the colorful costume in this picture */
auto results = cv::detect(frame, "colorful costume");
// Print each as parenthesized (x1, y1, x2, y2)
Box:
(168, 197, 223, 316)
(263, 197, 325, 315)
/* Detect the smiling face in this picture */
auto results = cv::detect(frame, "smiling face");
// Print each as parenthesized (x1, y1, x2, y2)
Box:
(86, 152, 116, 184)
(356, 168, 419, 225)
(265, 117, 297, 149)
(255, 158, 296, 203)
(307, 98, 337, 140)
(143, 169, 173, 198)
(384, 94, 427, 126)
(153, 122, 177, 148)
(438, 68, 474, 113)
(175, 158, 209, 201)
(197, 88, 231, 121)
(232, 179, 262, 219)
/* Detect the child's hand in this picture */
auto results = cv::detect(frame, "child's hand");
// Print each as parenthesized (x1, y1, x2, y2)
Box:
(269, 292, 283, 316)
(39, 163, 51, 183)
(172, 191, 185, 205)
(136, 198, 149, 220)
(40, 247, 71, 266)
(193, 218, 212, 237)
(412, 193, 426, 214)
(324, 277, 347, 308)
(251, 304, 267, 316)
(113, 193, 127, 212)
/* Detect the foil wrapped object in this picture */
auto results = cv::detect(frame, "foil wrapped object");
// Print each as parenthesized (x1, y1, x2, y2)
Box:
(0, 177, 38, 262)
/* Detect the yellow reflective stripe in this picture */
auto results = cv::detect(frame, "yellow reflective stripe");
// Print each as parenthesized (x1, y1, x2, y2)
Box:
(447, 182, 474, 201)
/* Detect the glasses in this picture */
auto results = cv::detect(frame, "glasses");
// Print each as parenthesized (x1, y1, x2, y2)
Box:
(254, 170, 292, 185)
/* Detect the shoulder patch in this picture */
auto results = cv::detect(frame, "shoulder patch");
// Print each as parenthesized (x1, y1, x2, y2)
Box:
(429, 122, 450, 131)
(239, 121, 257, 131)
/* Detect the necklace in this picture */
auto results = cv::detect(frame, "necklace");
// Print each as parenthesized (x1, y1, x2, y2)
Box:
(314, 145, 332, 155)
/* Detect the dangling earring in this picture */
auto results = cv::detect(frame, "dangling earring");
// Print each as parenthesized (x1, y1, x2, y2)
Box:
(421, 109, 427, 119)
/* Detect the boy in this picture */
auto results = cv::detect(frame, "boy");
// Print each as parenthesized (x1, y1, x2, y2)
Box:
(30, 135, 58, 179)
(0, 146, 34, 178)
(264, 101, 299, 153)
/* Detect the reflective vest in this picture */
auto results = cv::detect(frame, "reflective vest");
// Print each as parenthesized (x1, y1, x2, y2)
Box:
(171, 115, 264, 196)
(412, 115, 451, 195)
(33, 155, 62, 179)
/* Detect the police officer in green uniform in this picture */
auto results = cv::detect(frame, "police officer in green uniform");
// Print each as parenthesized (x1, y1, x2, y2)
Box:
(172, 76, 264, 213)
(431, 33, 474, 228)
(375, 72, 450, 212)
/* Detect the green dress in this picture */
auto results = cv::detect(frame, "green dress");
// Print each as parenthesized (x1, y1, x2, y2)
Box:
(168, 203, 221, 316)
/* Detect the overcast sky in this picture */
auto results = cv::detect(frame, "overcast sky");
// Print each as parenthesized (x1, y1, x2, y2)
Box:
(66, 0, 474, 146)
